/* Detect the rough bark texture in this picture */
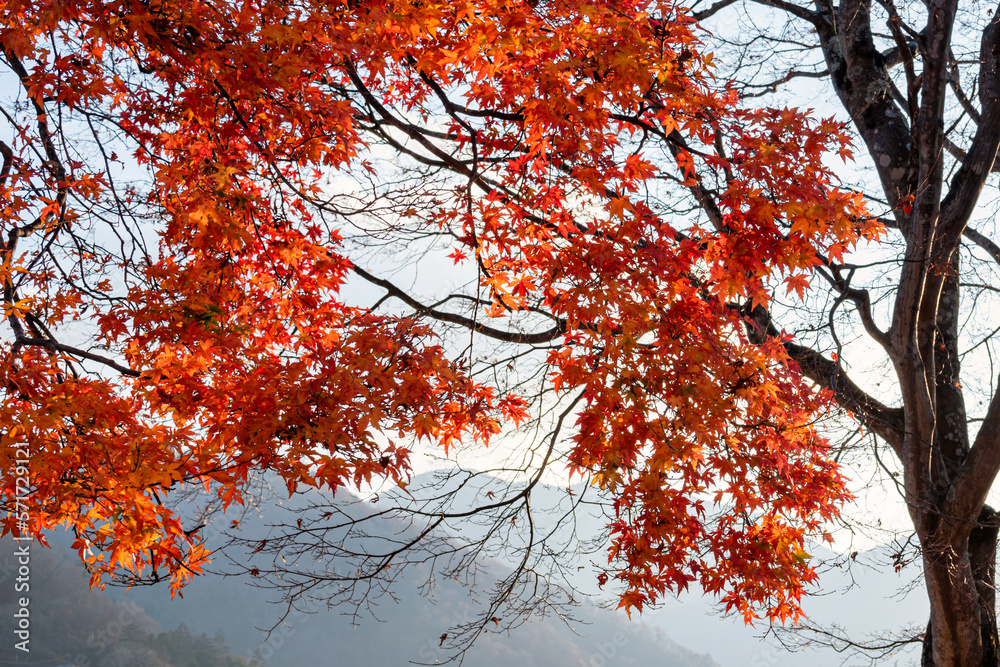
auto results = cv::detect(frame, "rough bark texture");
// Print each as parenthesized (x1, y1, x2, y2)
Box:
(969, 507, 1000, 666)
(920, 507, 999, 667)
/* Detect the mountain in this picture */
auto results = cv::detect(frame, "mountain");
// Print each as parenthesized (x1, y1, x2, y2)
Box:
(104, 476, 719, 667)
(0, 470, 927, 667)
(0, 538, 257, 667)
(1, 474, 717, 667)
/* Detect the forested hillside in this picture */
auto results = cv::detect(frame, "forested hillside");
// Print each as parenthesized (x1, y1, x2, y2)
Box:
(0, 538, 259, 666)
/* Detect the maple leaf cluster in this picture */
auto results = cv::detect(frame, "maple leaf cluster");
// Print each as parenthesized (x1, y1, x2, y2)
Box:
(1, 0, 869, 619)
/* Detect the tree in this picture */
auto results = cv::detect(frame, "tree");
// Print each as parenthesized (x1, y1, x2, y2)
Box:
(673, 0, 1000, 663)
(0, 0, 977, 663)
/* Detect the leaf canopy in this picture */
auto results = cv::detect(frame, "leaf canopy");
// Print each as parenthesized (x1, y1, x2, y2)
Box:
(1, 0, 872, 621)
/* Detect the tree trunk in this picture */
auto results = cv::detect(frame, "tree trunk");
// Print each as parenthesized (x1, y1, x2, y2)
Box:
(970, 507, 999, 666)
(921, 506, 1000, 666)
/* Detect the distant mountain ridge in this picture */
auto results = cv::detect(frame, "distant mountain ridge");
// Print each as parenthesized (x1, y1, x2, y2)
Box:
(114, 476, 719, 667)
(4, 471, 928, 666)
(14, 474, 718, 667)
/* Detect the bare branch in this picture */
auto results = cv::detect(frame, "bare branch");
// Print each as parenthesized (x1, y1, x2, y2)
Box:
(353, 266, 567, 345)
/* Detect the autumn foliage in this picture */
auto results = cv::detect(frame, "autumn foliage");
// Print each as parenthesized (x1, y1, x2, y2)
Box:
(1, 0, 874, 623)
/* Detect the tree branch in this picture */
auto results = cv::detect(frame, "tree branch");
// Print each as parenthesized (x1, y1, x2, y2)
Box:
(936, 12, 1000, 254)
(352, 266, 567, 345)
(744, 304, 904, 456)
(11, 336, 140, 377)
